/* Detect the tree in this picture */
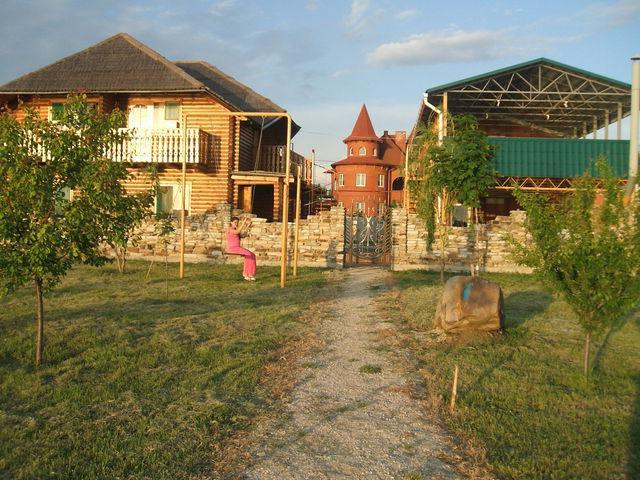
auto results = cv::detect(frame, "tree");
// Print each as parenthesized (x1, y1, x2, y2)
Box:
(408, 114, 496, 280)
(511, 158, 640, 375)
(0, 96, 153, 366)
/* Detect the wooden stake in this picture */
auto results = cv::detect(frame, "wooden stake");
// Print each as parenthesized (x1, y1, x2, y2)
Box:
(450, 364, 459, 413)
(293, 164, 302, 276)
(179, 114, 187, 279)
(279, 116, 292, 288)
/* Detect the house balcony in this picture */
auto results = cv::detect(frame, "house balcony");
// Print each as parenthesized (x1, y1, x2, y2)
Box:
(255, 145, 313, 183)
(111, 128, 212, 164)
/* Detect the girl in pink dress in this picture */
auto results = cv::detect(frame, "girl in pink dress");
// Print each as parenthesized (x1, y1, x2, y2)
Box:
(226, 216, 257, 281)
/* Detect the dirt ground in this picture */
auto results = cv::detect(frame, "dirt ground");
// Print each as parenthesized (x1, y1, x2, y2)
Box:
(215, 267, 474, 480)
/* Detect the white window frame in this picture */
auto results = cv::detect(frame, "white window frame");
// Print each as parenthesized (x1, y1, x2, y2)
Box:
(164, 102, 180, 121)
(154, 181, 192, 215)
(355, 173, 366, 187)
(373, 147, 377, 156)
(378, 174, 384, 187)
(338, 173, 344, 186)
(349, 147, 353, 155)
(355, 202, 365, 212)
(358, 146, 366, 156)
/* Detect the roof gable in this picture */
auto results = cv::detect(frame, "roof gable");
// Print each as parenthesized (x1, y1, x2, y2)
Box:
(0, 33, 204, 94)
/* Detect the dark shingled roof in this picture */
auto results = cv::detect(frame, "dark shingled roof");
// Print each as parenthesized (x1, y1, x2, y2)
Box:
(0, 33, 292, 118)
(175, 61, 283, 113)
(0, 33, 203, 94)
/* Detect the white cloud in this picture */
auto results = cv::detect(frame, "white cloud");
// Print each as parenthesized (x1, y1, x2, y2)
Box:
(345, 0, 371, 35)
(583, 0, 640, 27)
(330, 68, 353, 78)
(209, 0, 237, 16)
(367, 29, 524, 66)
(395, 8, 418, 21)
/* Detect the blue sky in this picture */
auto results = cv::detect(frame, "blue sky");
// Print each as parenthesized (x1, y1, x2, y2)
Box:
(1, 0, 639, 184)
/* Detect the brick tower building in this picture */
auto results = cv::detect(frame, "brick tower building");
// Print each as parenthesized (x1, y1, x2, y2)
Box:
(329, 105, 405, 214)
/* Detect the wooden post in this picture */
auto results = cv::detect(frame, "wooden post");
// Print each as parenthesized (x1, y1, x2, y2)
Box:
(293, 164, 302, 276)
(179, 114, 187, 279)
(280, 115, 292, 288)
(449, 364, 459, 413)
(309, 149, 315, 216)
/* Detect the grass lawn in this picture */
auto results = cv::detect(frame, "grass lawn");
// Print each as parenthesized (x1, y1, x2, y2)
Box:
(389, 270, 640, 480)
(0, 260, 329, 480)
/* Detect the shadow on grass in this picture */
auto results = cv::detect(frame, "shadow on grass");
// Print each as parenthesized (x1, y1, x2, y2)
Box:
(630, 374, 640, 478)
(461, 350, 516, 400)
(593, 307, 640, 373)
(503, 290, 552, 329)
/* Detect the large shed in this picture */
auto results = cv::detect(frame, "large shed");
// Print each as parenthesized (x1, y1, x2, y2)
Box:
(416, 58, 632, 218)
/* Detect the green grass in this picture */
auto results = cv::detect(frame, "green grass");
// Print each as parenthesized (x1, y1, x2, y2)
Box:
(359, 364, 382, 374)
(390, 270, 640, 480)
(0, 261, 329, 479)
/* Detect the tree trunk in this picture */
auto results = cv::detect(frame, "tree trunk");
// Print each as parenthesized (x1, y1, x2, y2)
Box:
(34, 276, 44, 367)
(473, 207, 480, 277)
(583, 331, 591, 376)
(439, 225, 445, 284)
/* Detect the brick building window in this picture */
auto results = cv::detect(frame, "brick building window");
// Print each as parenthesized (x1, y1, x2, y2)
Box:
(355, 202, 364, 212)
(378, 174, 384, 187)
(355, 173, 366, 187)
(358, 146, 366, 155)
(338, 173, 344, 186)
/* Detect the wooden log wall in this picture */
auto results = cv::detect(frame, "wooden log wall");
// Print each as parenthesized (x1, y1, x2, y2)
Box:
(238, 120, 258, 171)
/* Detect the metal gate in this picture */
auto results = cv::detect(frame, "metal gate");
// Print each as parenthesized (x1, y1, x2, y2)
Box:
(344, 208, 392, 266)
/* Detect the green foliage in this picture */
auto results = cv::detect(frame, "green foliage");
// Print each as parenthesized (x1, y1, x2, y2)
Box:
(0, 95, 153, 362)
(512, 158, 640, 338)
(408, 114, 496, 249)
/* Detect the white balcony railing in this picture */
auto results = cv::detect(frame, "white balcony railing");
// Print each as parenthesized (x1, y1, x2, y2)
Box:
(111, 128, 210, 163)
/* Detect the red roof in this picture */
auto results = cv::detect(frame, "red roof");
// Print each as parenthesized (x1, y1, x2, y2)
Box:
(331, 155, 397, 168)
(379, 133, 405, 167)
(343, 104, 381, 143)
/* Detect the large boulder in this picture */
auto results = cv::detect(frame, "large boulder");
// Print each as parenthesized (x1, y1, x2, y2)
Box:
(434, 276, 504, 333)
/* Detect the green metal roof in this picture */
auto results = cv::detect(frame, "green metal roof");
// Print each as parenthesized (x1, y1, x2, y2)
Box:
(420, 58, 632, 138)
(426, 57, 631, 94)
(488, 137, 630, 178)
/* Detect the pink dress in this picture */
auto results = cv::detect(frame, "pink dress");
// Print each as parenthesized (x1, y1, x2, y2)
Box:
(226, 227, 256, 277)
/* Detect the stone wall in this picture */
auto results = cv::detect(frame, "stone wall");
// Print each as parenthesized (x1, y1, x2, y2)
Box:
(390, 208, 531, 273)
(126, 204, 346, 268)
(123, 204, 530, 273)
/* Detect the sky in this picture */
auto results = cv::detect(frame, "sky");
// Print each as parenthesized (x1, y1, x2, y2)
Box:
(1, 0, 639, 185)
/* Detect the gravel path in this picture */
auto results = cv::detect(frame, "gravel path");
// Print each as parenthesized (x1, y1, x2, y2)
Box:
(240, 266, 464, 480)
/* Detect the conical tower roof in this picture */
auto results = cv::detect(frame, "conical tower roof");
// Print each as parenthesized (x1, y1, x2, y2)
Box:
(343, 104, 381, 143)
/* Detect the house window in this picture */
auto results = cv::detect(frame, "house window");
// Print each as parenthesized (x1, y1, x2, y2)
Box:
(155, 182, 191, 215)
(349, 147, 353, 155)
(338, 173, 344, 186)
(355, 173, 366, 187)
(378, 174, 384, 187)
(355, 202, 365, 212)
(378, 202, 386, 215)
(358, 146, 366, 156)
(373, 148, 377, 156)
(337, 201, 343, 207)
(165, 102, 180, 121)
